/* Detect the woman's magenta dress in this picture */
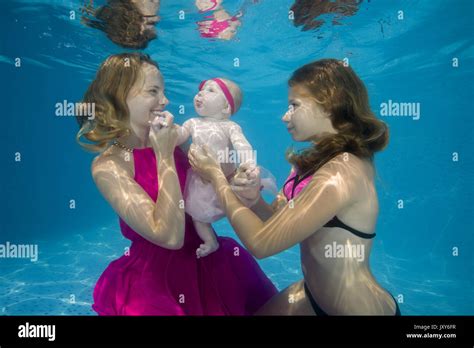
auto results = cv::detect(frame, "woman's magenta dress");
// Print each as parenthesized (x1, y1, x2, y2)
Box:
(92, 147, 277, 315)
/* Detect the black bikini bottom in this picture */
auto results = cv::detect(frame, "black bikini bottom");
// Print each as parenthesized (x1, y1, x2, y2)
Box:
(303, 282, 401, 316)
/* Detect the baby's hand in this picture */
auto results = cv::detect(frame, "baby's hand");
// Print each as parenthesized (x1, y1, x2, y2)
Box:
(233, 162, 257, 183)
(150, 110, 174, 130)
(231, 162, 261, 206)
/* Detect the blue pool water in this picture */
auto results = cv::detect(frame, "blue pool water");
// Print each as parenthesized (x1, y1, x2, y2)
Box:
(1, 0, 473, 315)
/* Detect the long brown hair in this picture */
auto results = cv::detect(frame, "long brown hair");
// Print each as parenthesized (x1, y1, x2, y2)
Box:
(81, 0, 157, 49)
(290, 0, 362, 31)
(76, 52, 159, 152)
(287, 59, 389, 175)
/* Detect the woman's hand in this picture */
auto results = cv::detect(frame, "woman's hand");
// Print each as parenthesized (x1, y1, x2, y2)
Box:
(188, 144, 223, 183)
(230, 162, 261, 206)
(149, 111, 178, 160)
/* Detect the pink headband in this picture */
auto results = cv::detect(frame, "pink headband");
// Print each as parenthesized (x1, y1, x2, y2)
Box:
(199, 78, 235, 114)
(199, 0, 219, 13)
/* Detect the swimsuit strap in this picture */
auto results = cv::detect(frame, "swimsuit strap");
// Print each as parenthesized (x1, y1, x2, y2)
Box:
(305, 282, 401, 316)
(282, 172, 376, 240)
(282, 175, 297, 199)
(282, 171, 313, 200)
(390, 293, 401, 316)
(304, 282, 328, 316)
(324, 216, 376, 239)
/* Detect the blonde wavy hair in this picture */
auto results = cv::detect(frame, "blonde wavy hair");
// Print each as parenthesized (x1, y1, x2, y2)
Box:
(287, 58, 389, 175)
(76, 52, 159, 152)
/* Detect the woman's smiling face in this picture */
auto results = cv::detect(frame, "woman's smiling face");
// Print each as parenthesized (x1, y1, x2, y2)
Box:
(126, 63, 169, 129)
(282, 84, 336, 142)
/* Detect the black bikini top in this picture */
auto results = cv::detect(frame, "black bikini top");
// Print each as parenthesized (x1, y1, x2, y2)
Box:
(282, 173, 376, 240)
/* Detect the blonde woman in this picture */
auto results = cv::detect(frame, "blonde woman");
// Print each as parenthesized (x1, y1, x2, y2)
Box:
(189, 59, 401, 315)
(76, 53, 276, 315)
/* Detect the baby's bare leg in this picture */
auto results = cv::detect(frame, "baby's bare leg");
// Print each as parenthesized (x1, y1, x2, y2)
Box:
(193, 219, 219, 258)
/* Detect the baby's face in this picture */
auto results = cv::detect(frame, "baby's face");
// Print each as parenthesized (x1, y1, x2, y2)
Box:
(194, 80, 230, 119)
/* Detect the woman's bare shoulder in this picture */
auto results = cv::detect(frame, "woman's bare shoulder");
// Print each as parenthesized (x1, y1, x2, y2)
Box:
(319, 153, 370, 178)
(91, 147, 133, 181)
(311, 153, 373, 199)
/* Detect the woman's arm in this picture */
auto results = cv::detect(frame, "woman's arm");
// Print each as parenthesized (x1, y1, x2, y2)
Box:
(191, 148, 359, 259)
(92, 154, 185, 249)
(92, 117, 185, 250)
(246, 191, 287, 221)
(232, 165, 291, 221)
(249, 196, 274, 221)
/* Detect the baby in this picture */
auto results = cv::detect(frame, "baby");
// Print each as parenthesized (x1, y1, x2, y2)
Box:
(176, 78, 256, 258)
(195, 0, 242, 40)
